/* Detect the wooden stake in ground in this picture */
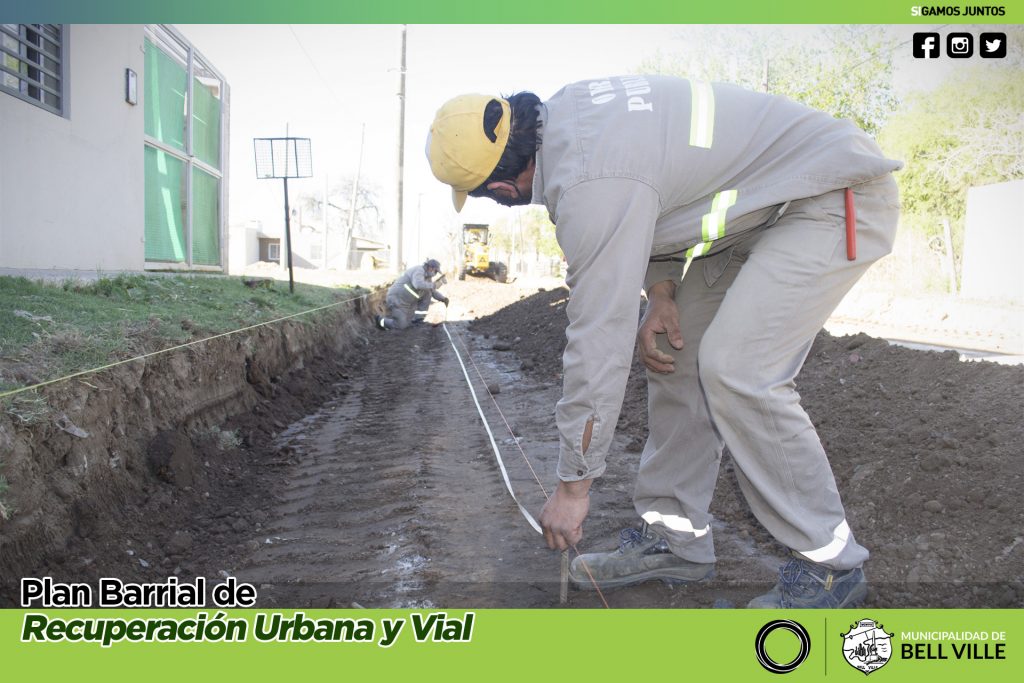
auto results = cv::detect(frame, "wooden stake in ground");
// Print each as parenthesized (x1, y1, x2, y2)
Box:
(560, 550, 569, 604)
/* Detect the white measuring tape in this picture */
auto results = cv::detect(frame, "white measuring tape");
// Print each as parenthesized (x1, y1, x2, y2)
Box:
(441, 322, 542, 535)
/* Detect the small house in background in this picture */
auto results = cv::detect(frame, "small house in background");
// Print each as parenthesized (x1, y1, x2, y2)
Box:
(348, 235, 390, 271)
(235, 203, 390, 273)
(0, 24, 229, 273)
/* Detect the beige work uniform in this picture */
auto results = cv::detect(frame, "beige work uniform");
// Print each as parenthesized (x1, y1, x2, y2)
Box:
(532, 75, 901, 570)
(383, 264, 445, 329)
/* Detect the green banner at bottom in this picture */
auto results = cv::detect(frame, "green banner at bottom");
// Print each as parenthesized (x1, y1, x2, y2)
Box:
(3, 608, 1020, 681)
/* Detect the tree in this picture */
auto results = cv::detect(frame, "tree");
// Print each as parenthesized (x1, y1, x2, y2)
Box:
(878, 61, 1024, 287)
(639, 25, 900, 134)
(488, 207, 563, 271)
(881, 67, 1024, 222)
(296, 178, 385, 267)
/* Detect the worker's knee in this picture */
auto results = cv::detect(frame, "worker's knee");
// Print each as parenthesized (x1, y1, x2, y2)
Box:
(696, 338, 753, 398)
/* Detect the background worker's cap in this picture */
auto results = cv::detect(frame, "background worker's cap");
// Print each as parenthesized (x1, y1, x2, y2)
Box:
(424, 258, 441, 270)
(426, 94, 511, 212)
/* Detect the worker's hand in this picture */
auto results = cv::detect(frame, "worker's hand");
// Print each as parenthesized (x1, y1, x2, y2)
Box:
(539, 479, 592, 550)
(638, 280, 683, 374)
(442, 296, 450, 307)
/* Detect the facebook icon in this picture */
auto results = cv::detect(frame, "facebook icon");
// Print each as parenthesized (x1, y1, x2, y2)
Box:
(913, 33, 941, 58)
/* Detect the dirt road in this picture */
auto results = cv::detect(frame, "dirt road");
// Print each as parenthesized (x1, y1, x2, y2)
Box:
(235, 319, 566, 608)
(176, 278, 792, 609)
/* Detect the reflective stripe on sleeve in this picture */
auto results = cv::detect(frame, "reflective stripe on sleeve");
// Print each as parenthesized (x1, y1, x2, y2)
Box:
(685, 189, 738, 260)
(642, 510, 710, 538)
(689, 80, 715, 149)
(702, 189, 737, 242)
(799, 519, 852, 563)
(685, 242, 711, 259)
(403, 283, 420, 299)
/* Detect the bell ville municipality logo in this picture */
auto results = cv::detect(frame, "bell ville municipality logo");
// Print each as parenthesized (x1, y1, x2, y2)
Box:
(842, 619, 893, 675)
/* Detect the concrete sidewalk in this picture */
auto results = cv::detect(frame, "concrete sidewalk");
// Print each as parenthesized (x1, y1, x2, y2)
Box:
(827, 288, 1023, 357)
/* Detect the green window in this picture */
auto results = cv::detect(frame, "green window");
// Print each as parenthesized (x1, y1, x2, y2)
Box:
(143, 147, 187, 262)
(192, 167, 220, 266)
(192, 66, 222, 169)
(143, 38, 186, 152)
(143, 26, 225, 268)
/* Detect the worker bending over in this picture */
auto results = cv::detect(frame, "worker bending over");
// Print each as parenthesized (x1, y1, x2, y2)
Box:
(426, 75, 901, 608)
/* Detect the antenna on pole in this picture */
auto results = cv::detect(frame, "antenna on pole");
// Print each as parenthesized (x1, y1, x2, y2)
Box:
(254, 131, 313, 294)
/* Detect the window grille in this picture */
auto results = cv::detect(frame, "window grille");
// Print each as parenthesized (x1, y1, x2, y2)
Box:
(0, 23, 66, 116)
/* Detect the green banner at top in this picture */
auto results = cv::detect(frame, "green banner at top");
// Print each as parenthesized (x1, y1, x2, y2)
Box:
(2, 0, 1022, 23)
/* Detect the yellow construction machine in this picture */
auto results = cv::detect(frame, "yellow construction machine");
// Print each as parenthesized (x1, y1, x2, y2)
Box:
(459, 223, 508, 283)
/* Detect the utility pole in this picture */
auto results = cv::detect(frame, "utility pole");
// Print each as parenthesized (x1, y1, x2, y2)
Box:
(395, 24, 407, 272)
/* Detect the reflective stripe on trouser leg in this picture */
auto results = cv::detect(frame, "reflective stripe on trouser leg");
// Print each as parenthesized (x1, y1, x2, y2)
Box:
(695, 177, 898, 571)
(641, 511, 710, 537)
(799, 519, 852, 563)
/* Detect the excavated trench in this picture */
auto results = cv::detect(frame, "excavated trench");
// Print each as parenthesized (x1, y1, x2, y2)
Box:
(0, 292, 380, 604)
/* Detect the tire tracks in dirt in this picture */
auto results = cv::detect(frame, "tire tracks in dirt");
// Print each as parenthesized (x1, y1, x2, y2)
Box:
(235, 321, 562, 608)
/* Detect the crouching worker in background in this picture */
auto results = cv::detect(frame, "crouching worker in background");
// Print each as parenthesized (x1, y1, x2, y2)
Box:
(375, 258, 450, 330)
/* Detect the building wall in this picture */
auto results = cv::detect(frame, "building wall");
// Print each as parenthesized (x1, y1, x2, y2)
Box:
(0, 25, 145, 271)
(228, 220, 262, 274)
(962, 179, 1024, 304)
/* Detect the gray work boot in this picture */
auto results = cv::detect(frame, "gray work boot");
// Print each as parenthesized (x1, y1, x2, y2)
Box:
(747, 557, 867, 608)
(570, 523, 714, 590)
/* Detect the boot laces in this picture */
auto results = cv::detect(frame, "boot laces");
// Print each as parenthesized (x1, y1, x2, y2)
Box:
(778, 558, 827, 598)
(617, 526, 653, 551)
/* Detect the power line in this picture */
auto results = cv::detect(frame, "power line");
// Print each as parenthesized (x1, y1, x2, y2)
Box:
(286, 24, 344, 109)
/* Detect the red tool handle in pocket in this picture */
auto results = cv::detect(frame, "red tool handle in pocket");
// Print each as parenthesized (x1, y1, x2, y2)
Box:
(845, 187, 856, 261)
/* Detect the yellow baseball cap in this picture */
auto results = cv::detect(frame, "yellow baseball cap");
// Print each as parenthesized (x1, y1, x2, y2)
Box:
(426, 94, 511, 212)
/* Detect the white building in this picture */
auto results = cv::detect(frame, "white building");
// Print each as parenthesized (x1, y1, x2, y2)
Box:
(962, 179, 1024, 304)
(0, 24, 228, 272)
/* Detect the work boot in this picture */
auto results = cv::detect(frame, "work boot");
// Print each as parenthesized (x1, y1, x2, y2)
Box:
(570, 523, 714, 590)
(374, 315, 388, 330)
(747, 557, 867, 608)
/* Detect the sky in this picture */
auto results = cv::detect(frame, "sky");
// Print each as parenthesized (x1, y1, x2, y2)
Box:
(176, 23, 986, 268)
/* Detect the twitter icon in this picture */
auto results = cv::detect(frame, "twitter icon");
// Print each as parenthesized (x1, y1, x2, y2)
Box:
(980, 32, 1007, 58)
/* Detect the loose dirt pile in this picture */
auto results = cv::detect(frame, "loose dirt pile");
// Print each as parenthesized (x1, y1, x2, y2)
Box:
(470, 280, 1024, 607)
